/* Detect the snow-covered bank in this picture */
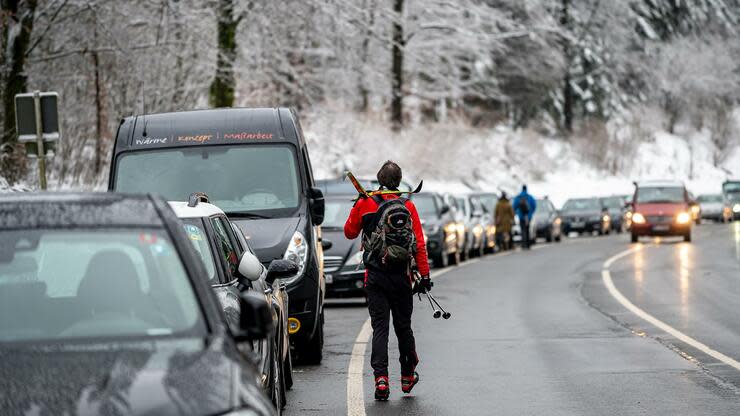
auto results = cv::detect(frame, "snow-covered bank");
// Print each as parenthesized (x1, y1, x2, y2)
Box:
(304, 109, 740, 208)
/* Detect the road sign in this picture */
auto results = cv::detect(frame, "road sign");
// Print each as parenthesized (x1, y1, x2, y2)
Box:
(14, 91, 60, 190)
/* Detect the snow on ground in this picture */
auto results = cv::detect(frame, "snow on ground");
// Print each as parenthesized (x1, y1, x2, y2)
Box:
(304, 109, 740, 209)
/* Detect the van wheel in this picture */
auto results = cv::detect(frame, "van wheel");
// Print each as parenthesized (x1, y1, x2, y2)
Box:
(631, 233, 638, 243)
(684, 232, 692, 242)
(299, 312, 323, 365)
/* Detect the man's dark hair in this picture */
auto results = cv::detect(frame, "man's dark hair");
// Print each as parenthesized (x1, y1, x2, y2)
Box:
(522, 185, 528, 192)
(377, 160, 402, 190)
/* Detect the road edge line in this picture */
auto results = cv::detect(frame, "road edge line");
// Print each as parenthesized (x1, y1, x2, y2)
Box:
(602, 246, 740, 371)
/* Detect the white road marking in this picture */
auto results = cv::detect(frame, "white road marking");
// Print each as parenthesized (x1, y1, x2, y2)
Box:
(602, 245, 740, 371)
(345, 255, 490, 415)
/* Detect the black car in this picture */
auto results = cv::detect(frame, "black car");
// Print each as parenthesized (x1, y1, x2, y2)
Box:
(600, 196, 626, 232)
(109, 107, 327, 364)
(532, 198, 562, 242)
(0, 193, 275, 416)
(560, 197, 610, 235)
(414, 192, 459, 267)
(319, 194, 366, 298)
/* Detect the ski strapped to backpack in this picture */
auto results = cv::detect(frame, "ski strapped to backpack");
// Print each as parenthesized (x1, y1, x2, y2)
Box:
(361, 195, 417, 272)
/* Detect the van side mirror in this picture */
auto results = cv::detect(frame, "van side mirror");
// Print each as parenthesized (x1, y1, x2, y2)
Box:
(439, 205, 450, 216)
(237, 252, 263, 282)
(233, 291, 274, 342)
(309, 187, 325, 225)
(321, 238, 333, 250)
(265, 259, 299, 285)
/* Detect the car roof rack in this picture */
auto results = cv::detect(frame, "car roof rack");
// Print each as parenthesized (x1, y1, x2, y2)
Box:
(188, 192, 210, 207)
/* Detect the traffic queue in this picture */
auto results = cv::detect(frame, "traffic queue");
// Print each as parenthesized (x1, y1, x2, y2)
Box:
(1, 106, 738, 415)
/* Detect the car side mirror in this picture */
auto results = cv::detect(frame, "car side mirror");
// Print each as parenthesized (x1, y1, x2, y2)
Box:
(237, 252, 263, 282)
(266, 259, 299, 285)
(321, 238, 333, 250)
(472, 210, 482, 218)
(233, 291, 274, 342)
(439, 205, 450, 216)
(309, 187, 325, 226)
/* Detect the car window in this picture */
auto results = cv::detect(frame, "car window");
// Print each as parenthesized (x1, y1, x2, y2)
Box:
(601, 197, 624, 209)
(210, 217, 240, 281)
(635, 187, 685, 204)
(114, 145, 301, 217)
(697, 194, 722, 203)
(413, 194, 438, 217)
(563, 199, 601, 211)
(324, 198, 355, 228)
(181, 219, 217, 282)
(0, 229, 204, 342)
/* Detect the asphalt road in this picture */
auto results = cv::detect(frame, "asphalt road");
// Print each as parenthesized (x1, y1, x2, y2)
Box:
(286, 223, 740, 415)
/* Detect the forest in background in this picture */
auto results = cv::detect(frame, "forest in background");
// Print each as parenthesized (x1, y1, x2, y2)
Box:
(0, 0, 738, 189)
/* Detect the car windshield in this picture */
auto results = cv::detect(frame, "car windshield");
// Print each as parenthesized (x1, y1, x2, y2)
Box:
(475, 194, 498, 212)
(601, 197, 623, 209)
(114, 145, 301, 217)
(181, 219, 217, 282)
(317, 180, 357, 195)
(697, 194, 722, 203)
(323, 198, 355, 229)
(723, 182, 740, 193)
(413, 194, 438, 217)
(0, 229, 204, 343)
(563, 199, 601, 211)
(636, 187, 684, 204)
(455, 198, 469, 216)
(534, 200, 550, 217)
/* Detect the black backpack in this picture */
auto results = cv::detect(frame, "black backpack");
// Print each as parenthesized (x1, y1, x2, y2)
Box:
(518, 196, 530, 215)
(362, 196, 417, 272)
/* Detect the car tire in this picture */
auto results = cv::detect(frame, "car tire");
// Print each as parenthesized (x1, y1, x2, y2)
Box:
(272, 337, 285, 414)
(684, 232, 691, 242)
(545, 228, 553, 243)
(631, 232, 638, 243)
(299, 311, 324, 365)
(448, 250, 460, 266)
(555, 233, 561, 242)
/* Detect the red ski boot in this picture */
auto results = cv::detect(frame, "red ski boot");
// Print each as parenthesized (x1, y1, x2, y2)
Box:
(401, 372, 419, 394)
(374, 376, 390, 401)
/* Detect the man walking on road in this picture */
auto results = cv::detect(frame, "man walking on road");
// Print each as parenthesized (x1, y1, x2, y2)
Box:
(344, 161, 432, 401)
(512, 185, 536, 249)
(494, 192, 515, 250)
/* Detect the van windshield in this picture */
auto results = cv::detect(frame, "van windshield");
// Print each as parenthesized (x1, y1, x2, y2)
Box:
(114, 145, 301, 217)
(636, 187, 684, 204)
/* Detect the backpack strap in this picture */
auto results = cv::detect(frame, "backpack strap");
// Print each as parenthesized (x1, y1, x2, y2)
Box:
(372, 194, 384, 206)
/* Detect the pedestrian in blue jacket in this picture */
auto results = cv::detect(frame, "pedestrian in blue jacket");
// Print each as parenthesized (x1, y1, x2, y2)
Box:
(512, 185, 537, 249)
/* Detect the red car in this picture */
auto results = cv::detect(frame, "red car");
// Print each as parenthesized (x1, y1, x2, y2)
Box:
(629, 180, 695, 243)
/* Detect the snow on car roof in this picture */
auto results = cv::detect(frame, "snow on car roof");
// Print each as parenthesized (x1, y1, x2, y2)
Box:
(168, 200, 225, 218)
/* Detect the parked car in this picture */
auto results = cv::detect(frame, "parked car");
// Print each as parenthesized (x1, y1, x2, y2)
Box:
(560, 198, 610, 235)
(444, 194, 468, 261)
(600, 196, 626, 232)
(414, 192, 460, 267)
(688, 192, 702, 224)
(532, 198, 562, 242)
(697, 194, 731, 222)
(315, 177, 414, 195)
(454, 195, 486, 258)
(109, 107, 327, 364)
(723, 180, 740, 221)
(629, 180, 694, 243)
(469, 192, 498, 253)
(320, 193, 367, 299)
(0, 193, 275, 416)
(169, 195, 292, 410)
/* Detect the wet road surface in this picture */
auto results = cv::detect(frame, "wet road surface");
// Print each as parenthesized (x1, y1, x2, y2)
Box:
(286, 223, 740, 415)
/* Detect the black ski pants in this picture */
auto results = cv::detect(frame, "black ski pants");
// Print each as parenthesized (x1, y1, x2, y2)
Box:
(366, 267, 418, 378)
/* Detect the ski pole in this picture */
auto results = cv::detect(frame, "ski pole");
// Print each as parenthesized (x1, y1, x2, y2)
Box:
(425, 290, 442, 319)
(427, 292, 451, 319)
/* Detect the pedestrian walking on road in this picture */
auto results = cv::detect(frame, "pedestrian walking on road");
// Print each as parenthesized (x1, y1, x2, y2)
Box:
(494, 192, 515, 250)
(344, 161, 431, 401)
(512, 185, 537, 249)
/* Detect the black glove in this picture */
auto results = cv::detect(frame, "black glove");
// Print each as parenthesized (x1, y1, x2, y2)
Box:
(417, 276, 433, 293)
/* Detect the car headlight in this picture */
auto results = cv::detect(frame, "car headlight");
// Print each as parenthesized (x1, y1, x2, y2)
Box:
(676, 212, 691, 224)
(602, 215, 610, 222)
(690, 205, 700, 214)
(473, 224, 484, 236)
(632, 213, 646, 224)
(282, 231, 308, 284)
(444, 223, 458, 234)
(456, 223, 465, 234)
(345, 250, 364, 267)
(733, 204, 740, 213)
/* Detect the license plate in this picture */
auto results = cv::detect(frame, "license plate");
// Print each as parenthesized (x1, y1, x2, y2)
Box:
(325, 274, 333, 284)
(571, 222, 585, 228)
(653, 225, 669, 231)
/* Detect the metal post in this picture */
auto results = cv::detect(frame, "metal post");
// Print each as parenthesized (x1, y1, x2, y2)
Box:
(33, 91, 47, 190)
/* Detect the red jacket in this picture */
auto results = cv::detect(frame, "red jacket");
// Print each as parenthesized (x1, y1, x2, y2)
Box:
(344, 194, 430, 277)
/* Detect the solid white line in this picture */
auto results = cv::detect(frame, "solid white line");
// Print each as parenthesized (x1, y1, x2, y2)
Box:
(344, 255, 490, 415)
(602, 246, 740, 371)
(347, 319, 372, 416)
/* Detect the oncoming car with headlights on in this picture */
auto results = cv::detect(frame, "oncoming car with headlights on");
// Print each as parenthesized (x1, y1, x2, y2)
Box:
(629, 180, 694, 243)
